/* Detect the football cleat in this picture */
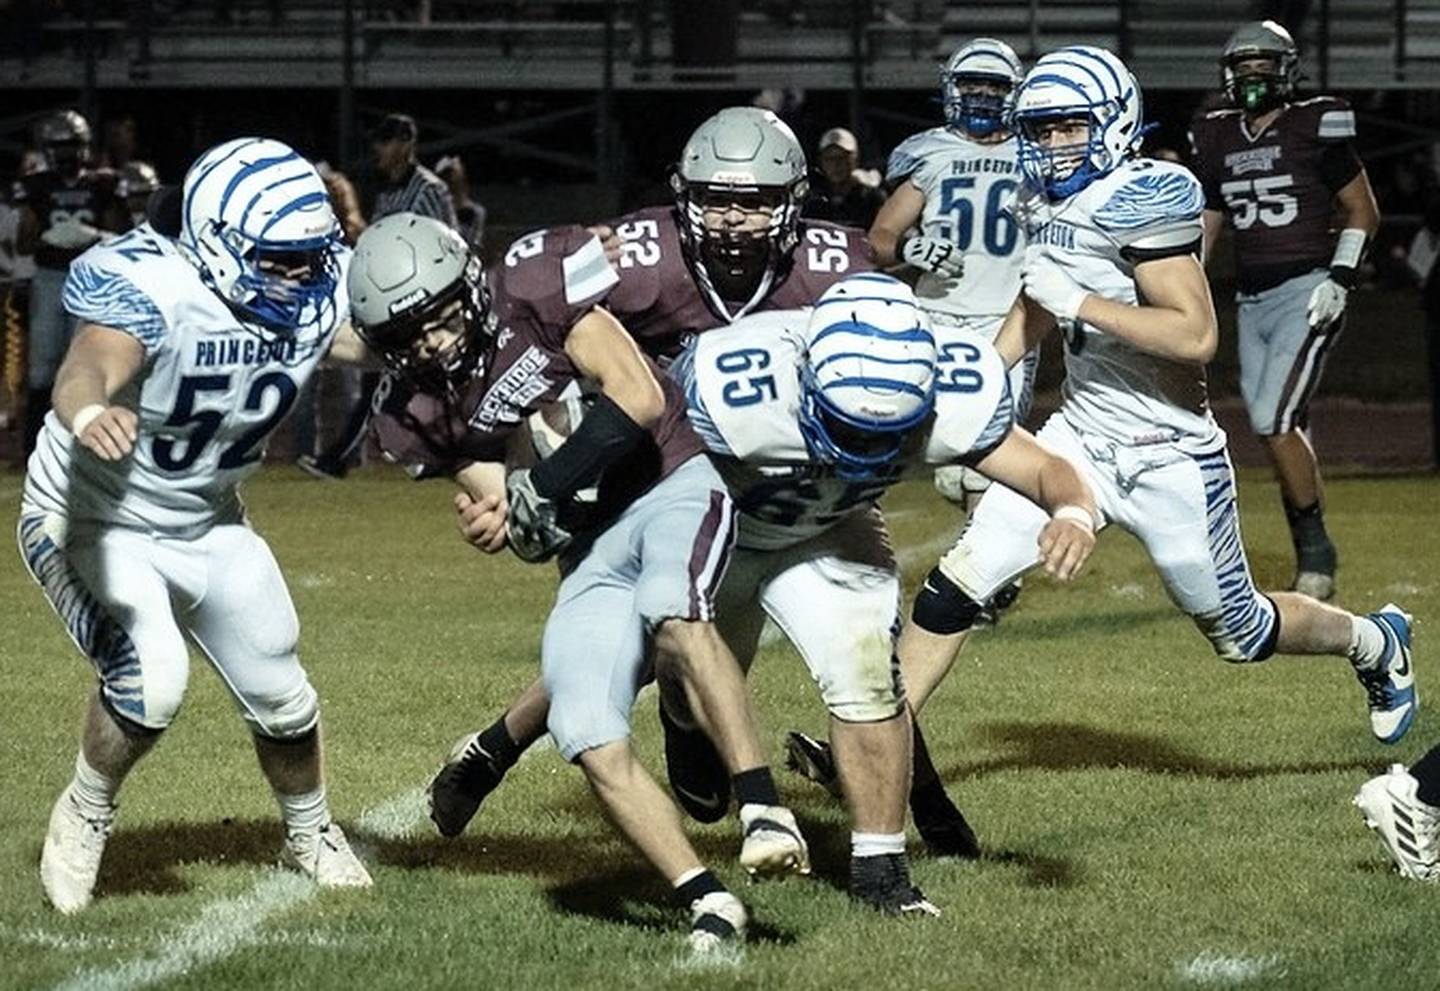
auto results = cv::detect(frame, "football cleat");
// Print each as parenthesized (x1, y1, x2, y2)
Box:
(283, 822, 373, 888)
(40, 785, 113, 914)
(1354, 604, 1417, 745)
(739, 803, 811, 878)
(660, 704, 731, 823)
(687, 890, 748, 955)
(850, 853, 942, 918)
(428, 731, 507, 837)
(1354, 764, 1440, 882)
(911, 794, 981, 859)
(991, 579, 1023, 613)
(783, 731, 842, 798)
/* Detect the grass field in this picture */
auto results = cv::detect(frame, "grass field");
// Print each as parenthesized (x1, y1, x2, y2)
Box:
(1, 465, 1437, 991)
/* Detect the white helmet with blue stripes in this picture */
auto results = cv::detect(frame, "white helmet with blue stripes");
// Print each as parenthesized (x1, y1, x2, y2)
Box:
(1010, 46, 1144, 200)
(942, 38, 1023, 138)
(179, 137, 341, 333)
(798, 273, 937, 480)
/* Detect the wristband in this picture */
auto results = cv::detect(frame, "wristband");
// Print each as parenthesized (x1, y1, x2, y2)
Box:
(71, 404, 106, 437)
(1052, 504, 1096, 531)
(1329, 227, 1367, 289)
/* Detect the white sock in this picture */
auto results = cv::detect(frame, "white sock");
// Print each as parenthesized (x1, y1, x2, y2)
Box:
(1348, 615, 1387, 670)
(275, 787, 329, 835)
(851, 831, 906, 859)
(72, 753, 119, 820)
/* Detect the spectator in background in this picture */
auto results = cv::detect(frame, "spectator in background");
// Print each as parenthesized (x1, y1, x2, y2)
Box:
(298, 114, 455, 480)
(802, 127, 885, 230)
(318, 163, 367, 245)
(1, 164, 38, 438)
(1403, 190, 1440, 469)
(435, 155, 486, 253)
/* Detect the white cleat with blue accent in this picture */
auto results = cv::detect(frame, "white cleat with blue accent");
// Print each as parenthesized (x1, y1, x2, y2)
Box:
(1355, 603, 1416, 745)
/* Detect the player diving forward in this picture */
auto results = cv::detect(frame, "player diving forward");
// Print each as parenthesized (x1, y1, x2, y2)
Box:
(349, 213, 810, 953)
(424, 273, 1098, 914)
(870, 39, 1036, 510)
(19, 139, 374, 914)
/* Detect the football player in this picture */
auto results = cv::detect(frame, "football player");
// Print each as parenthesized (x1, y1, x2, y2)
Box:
(888, 47, 1416, 800)
(19, 138, 376, 914)
(1189, 21, 1379, 600)
(417, 273, 1098, 914)
(14, 111, 128, 453)
(870, 39, 1035, 509)
(426, 107, 882, 830)
(350, 212, 810, 953)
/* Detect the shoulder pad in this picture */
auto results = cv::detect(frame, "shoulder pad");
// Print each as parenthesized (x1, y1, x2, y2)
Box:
(62, 250, 167, 351)
(927, 331, 1013, 463)
(1094, 163, 1205, 234)
(685, 311, 808, 460)
(885, 128, 944, 186)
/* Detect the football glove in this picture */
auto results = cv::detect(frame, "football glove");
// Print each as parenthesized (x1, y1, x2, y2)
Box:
(1305, 277, 1348, 332)
(505, 467, 573, 564)
(900, 235, 964, 279)
(1021, 255, 1089, 321)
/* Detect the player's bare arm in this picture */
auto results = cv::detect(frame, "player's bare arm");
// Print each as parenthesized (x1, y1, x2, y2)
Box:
(1029, 251, 1217, 363)
(867, 181, 925, 265)
(323, 320, 381, 367)
(972, 427, 1097, 581)
(454, 461, 510, 554)
(564, 306, 664, 427)
(993, 290, 1057, 369)
(1201, 208, 1226, 266)
(1336, 169, 1380, 239)
(51, 323, 145, 461)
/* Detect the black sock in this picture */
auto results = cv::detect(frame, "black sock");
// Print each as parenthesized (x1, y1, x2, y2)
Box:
(910, 721, 941, 793)
(732, 767, 780, 807)
(674, 869, 724, 907)
(479, 716, 522, 771)
(1283, 499, 1330, 545)
(1411, 744, 1440, 807)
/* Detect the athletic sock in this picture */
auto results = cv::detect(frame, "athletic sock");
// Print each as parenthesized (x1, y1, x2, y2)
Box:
(71, 753, 119, 820)
(851, 831, 906, 859)
(479, 715, 522, 771)
(910, 722, 942, 793)
(1284, 499, 1336, 567)
(673, 867, 725, 906)
(1347, 615, 1388, 671)
(732, 767, 780, 807)
(275, 786, 329, 835)
(1411, 744, 1440, 808)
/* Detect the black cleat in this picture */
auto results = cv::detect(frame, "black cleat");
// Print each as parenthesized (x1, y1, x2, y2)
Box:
(910, 784, 981, 859)
(428, 732, 505, 838)
(660, 704, 731, 823)
(784, 731, 843, 798)
(991, 579, 1023, 612)
(850, 853, 941, 918)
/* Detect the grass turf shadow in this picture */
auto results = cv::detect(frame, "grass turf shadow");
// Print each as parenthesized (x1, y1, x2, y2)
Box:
(85, 817, 286, 899)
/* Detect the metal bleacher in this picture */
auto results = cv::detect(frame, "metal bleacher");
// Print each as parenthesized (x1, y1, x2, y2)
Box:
(0, 0, 1435, 92)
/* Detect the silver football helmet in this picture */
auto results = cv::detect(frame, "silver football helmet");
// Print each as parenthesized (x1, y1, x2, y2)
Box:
(36, 110, 92, 176)
(1220, 20, 1300, 113)
(670, 106, 808, 295)
(348, 212, 492, 394)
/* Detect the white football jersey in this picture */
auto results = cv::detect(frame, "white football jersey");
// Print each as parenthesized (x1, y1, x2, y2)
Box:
(886, 127, 1025, 327)
(23, 224, 348, 536)
(1016, 158, 1219, 450)
(672, 309, 1014, 550)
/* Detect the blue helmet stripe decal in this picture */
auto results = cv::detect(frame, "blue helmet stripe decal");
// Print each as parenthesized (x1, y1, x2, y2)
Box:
(809, 321, 934, 348)
(217, 151, 302, 219)
(238, 170, 313, 235)
(183, 137, 265, 239)
(257, 191, 330, 237)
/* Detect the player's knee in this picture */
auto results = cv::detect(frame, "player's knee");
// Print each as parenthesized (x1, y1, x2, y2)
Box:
(546, 699, 631, 763)
(1192, 594, 1279, 664)
(814, 637, 904, 723)
(241, 677, 319, 739)
(912, 567, 985, 635)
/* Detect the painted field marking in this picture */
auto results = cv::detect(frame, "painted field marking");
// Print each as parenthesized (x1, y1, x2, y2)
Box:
(1176, 951, 1286, 985)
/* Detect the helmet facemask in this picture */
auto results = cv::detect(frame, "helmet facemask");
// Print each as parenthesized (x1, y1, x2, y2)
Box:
(207, 224, 341, 334)
(797, 365, 931, 481)
(674, 177, 800, 302)
(355, 256, 492, 398)
(1016, 112, 1103, 200)
(1222, 54, 1292, 114)
(944, 73, 1014, 138)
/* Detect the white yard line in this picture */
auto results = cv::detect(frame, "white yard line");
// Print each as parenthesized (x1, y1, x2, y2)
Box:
(1176, 951, 1286, 985)
(50, 782, 433, 991)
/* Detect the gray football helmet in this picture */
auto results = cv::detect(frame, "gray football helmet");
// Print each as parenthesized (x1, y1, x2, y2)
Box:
(119, 160, 159, 199)
(1220, 20, 1300, 113)
(670, 106, 808, 291)
(348, 212, 492, 393)
(36, 110, 92, 176)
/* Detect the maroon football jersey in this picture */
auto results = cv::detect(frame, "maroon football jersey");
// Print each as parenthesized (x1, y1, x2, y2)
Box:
(14, 169, 122, 269)
(1189, 96, 1363, 293)
(560, 205, 877, 360)
(371, 226, 703, 523)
